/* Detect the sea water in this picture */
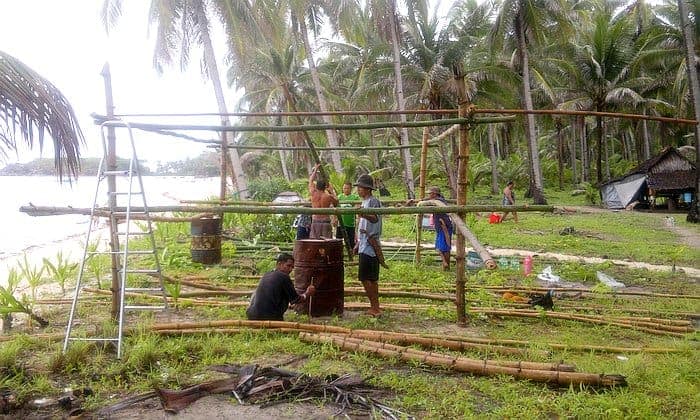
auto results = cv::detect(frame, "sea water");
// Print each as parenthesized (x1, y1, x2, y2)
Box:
(0, 176, 220, 286)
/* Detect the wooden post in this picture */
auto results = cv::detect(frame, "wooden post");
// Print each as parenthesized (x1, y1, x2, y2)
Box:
(455, 74, 470, 326)
(415, 126, 430, 264)
(100, 63, 121, 322)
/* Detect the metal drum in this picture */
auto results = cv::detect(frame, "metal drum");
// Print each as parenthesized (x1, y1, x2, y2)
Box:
(190, 216, 222, 264)
(293, 239, 344, 317)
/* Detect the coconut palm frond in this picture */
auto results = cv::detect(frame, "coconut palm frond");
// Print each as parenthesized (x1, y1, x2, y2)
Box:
(0, 50, 83, 180)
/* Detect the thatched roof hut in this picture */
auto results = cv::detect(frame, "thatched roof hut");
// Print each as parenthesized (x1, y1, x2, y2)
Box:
(600, 147, 696, 209)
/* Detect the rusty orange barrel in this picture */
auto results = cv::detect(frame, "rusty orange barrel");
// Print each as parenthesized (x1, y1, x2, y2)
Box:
(293, 239, 344, 317)
(190, 216, 222, 264)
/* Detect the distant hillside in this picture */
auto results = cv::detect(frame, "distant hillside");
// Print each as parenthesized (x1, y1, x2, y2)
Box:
(0, 152, 220, 176)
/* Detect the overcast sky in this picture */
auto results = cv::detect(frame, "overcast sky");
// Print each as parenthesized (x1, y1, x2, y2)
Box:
(0, 0, 231, 166)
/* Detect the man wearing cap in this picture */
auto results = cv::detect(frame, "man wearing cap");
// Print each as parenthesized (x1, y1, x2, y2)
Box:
(308, 164, 339, 239)
(428, 186, 453, 271)
(246, 253, 316, 321)
(353, 174, 383, 316)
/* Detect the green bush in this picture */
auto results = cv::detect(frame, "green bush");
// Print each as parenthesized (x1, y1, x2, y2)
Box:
(247, 177, 292, 202)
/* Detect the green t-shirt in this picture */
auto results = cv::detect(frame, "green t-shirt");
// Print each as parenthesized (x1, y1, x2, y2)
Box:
(338, 192, 359, 227)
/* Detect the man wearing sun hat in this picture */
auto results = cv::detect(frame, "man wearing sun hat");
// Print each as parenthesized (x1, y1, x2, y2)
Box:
(353, 174, 383, 317)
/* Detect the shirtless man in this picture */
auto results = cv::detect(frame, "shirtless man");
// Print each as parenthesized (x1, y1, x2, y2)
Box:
(308, 164, 339, 239)
(501, 180, 518, 223)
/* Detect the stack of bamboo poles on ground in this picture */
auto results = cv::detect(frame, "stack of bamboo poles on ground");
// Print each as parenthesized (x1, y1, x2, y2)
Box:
(74, 278, 697, 338)
(145, 320, 627, 388)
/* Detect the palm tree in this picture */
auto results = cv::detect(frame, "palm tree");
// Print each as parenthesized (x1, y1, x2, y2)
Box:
(369, 0, 416, 198)
(561, 4, 646, 184)
(677, 0, 700, 222)
(0, 50, 83, 179)
(490, 0, 572, 204)
(102, 0, 251, 199)
(289, 0, 344, 173)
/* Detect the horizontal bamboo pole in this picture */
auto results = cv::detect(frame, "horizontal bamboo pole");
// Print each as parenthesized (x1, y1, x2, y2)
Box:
(299, 333, 627, 388)
(96, 116, 515, 133)
(179, 198, 419, 206)
(319, 333, 573, 371)
(217, 142, 438, 151)
(20, 204, 552, 217)
(109, 108, 696, 125)
(472, 308, 689, 337)
(150, 319, 350, 334)
(472, 108, 697, 125)
(417, 333, 691, 354)
(345, 329, 547, 357)
(483, 286, 700, 300)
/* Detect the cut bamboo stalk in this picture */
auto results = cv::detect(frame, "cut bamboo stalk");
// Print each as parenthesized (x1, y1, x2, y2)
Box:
(320, 333, 575, 371)
(150, 320, 350, 334)
(482, 286, 700, 300)
(344, 329, 548, 357)
(471, 308, 688, 337)
(473, 308, 695, 333)
(299, 333, 626, 388)
(161, 275, 229, 292)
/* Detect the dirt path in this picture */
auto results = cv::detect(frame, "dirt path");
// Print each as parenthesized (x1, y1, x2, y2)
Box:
(487, 248, 700, 279)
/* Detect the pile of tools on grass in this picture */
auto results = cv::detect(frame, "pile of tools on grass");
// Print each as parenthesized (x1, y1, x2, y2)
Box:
(155, 363, 412, 419)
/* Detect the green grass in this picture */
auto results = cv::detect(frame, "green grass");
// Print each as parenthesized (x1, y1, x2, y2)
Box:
(2, 189, 699, 418)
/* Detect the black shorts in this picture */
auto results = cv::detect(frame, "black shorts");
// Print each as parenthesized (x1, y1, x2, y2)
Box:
(358, 253, 380, 282)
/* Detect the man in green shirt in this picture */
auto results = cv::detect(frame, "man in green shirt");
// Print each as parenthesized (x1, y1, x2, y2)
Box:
(336, 181, 359, 259)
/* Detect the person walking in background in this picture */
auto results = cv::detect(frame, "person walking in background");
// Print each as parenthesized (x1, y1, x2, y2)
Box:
(501, 180, 518, 223)
(353, 174, 383, 317)
(337, 181, 359, 259)
(246, 253, 315, 321)
(428, 186, 453, 271)
(308, 164, 339, 239)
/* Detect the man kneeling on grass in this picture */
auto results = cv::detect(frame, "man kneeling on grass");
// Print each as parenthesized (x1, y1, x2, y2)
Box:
(246, 253, 316, 321)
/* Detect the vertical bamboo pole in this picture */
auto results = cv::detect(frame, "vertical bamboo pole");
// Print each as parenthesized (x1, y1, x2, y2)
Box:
(415, 126, 430, 264)
(219, 130, 228, 201)
(101, 63, 121, 321)
(455, 76, 469, 325)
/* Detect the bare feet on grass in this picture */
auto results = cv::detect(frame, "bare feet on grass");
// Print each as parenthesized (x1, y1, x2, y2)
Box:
(365, 309, 382, 317)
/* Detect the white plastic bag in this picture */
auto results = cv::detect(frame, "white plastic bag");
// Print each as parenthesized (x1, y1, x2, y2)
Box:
(537, 266, 560, 283)
(596, 271, 625, 289)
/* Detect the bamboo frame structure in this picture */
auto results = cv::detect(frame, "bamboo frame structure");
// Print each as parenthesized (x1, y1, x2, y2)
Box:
(80, 100, 696, 331)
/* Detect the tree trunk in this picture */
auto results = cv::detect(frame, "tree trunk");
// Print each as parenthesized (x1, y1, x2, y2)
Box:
(556, 119, 564, 189)
(201, 27, 248, 199)
(678, 0, 700, 223)
(642, 118, 651, 161)
(596, 114, 603, 184)
(570, 116, 578, 186)
(515, 11, 546, 204)
(297, 15, 343, 173)
(487, 124, 499, 194)
(579, 116, 589, 182)
(388, 3, 416, 199)
(604, 122, 611, 180)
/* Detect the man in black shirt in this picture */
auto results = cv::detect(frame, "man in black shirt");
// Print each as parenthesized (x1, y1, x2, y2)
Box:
(246, 253, 315, 321)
